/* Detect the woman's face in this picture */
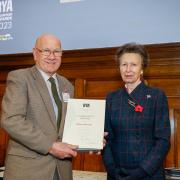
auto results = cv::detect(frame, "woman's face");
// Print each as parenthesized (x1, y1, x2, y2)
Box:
(119, 53, 143, 85)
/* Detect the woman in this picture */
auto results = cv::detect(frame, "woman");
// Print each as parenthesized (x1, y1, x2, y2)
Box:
(102, 43, 171, 180)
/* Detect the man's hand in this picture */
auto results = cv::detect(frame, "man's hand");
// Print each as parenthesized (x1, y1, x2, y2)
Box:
(49, 142, 78, 159)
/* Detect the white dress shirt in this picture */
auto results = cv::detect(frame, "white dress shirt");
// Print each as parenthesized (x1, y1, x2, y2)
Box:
(37, 67, 61, 122)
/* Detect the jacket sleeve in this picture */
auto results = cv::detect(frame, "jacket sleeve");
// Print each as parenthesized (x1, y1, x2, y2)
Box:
(140, 90, 171, 176)
(1, 71, 54, 155)
(102, 93, 120, 179)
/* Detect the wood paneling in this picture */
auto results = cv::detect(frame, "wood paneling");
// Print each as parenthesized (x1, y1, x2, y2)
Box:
(0, 42, 180, 171)
(0, 128, 8, 167)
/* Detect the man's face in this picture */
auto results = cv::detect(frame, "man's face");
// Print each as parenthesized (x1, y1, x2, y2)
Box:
(33, 35, 62, 76)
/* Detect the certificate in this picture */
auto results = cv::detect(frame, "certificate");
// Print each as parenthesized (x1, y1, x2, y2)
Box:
(62, 99, 105, 151)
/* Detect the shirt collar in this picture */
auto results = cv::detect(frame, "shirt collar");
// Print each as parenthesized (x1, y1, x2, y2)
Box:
(36, 66, 57, 82)
(124, 81, 145, 96)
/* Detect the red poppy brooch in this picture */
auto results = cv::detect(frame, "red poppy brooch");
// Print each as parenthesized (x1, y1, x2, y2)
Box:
(128, 99, 143, 112)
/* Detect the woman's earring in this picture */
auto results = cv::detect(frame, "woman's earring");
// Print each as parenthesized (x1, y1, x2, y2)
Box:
(140, 71, 143, 81)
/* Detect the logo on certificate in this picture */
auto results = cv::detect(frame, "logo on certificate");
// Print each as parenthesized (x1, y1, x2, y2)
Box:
(83, 103, 90, 108)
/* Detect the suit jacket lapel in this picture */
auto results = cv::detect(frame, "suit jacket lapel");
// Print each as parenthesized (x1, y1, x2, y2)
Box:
(30, 66, 57, 130)
(57, 76, 68, 137)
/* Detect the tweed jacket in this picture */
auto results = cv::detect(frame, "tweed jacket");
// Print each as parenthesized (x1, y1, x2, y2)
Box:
(1, 66, 74, 180)
(102, 82, 171, 180)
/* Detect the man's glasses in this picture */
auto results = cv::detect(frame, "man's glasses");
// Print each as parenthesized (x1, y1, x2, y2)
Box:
(36, 48, 62, 57)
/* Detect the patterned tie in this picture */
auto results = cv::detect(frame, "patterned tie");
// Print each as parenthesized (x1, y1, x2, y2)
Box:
(48, 77, 62, 132)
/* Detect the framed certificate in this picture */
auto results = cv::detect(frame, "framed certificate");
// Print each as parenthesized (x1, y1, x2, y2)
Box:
(62, 99, 105, 151)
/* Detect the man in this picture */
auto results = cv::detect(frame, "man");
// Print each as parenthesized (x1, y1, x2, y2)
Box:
(1, 34, 78, 180)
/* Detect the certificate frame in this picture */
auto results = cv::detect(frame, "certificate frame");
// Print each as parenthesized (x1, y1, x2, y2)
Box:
(62, 98, 105, 151)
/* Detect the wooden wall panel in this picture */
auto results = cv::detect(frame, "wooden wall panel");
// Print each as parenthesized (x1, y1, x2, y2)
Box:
(164, 109, 175, 167)
(0, 42, 180, 171)
(174, 110, 180, 167)
(147, 78, 180, 93)
(85, 80, 122, 98)
(83, 153, 105, 172)
(0, 128, 8, 167)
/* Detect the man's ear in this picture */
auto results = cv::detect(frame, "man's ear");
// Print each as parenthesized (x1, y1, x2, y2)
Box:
(32, 48, 37, 61)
